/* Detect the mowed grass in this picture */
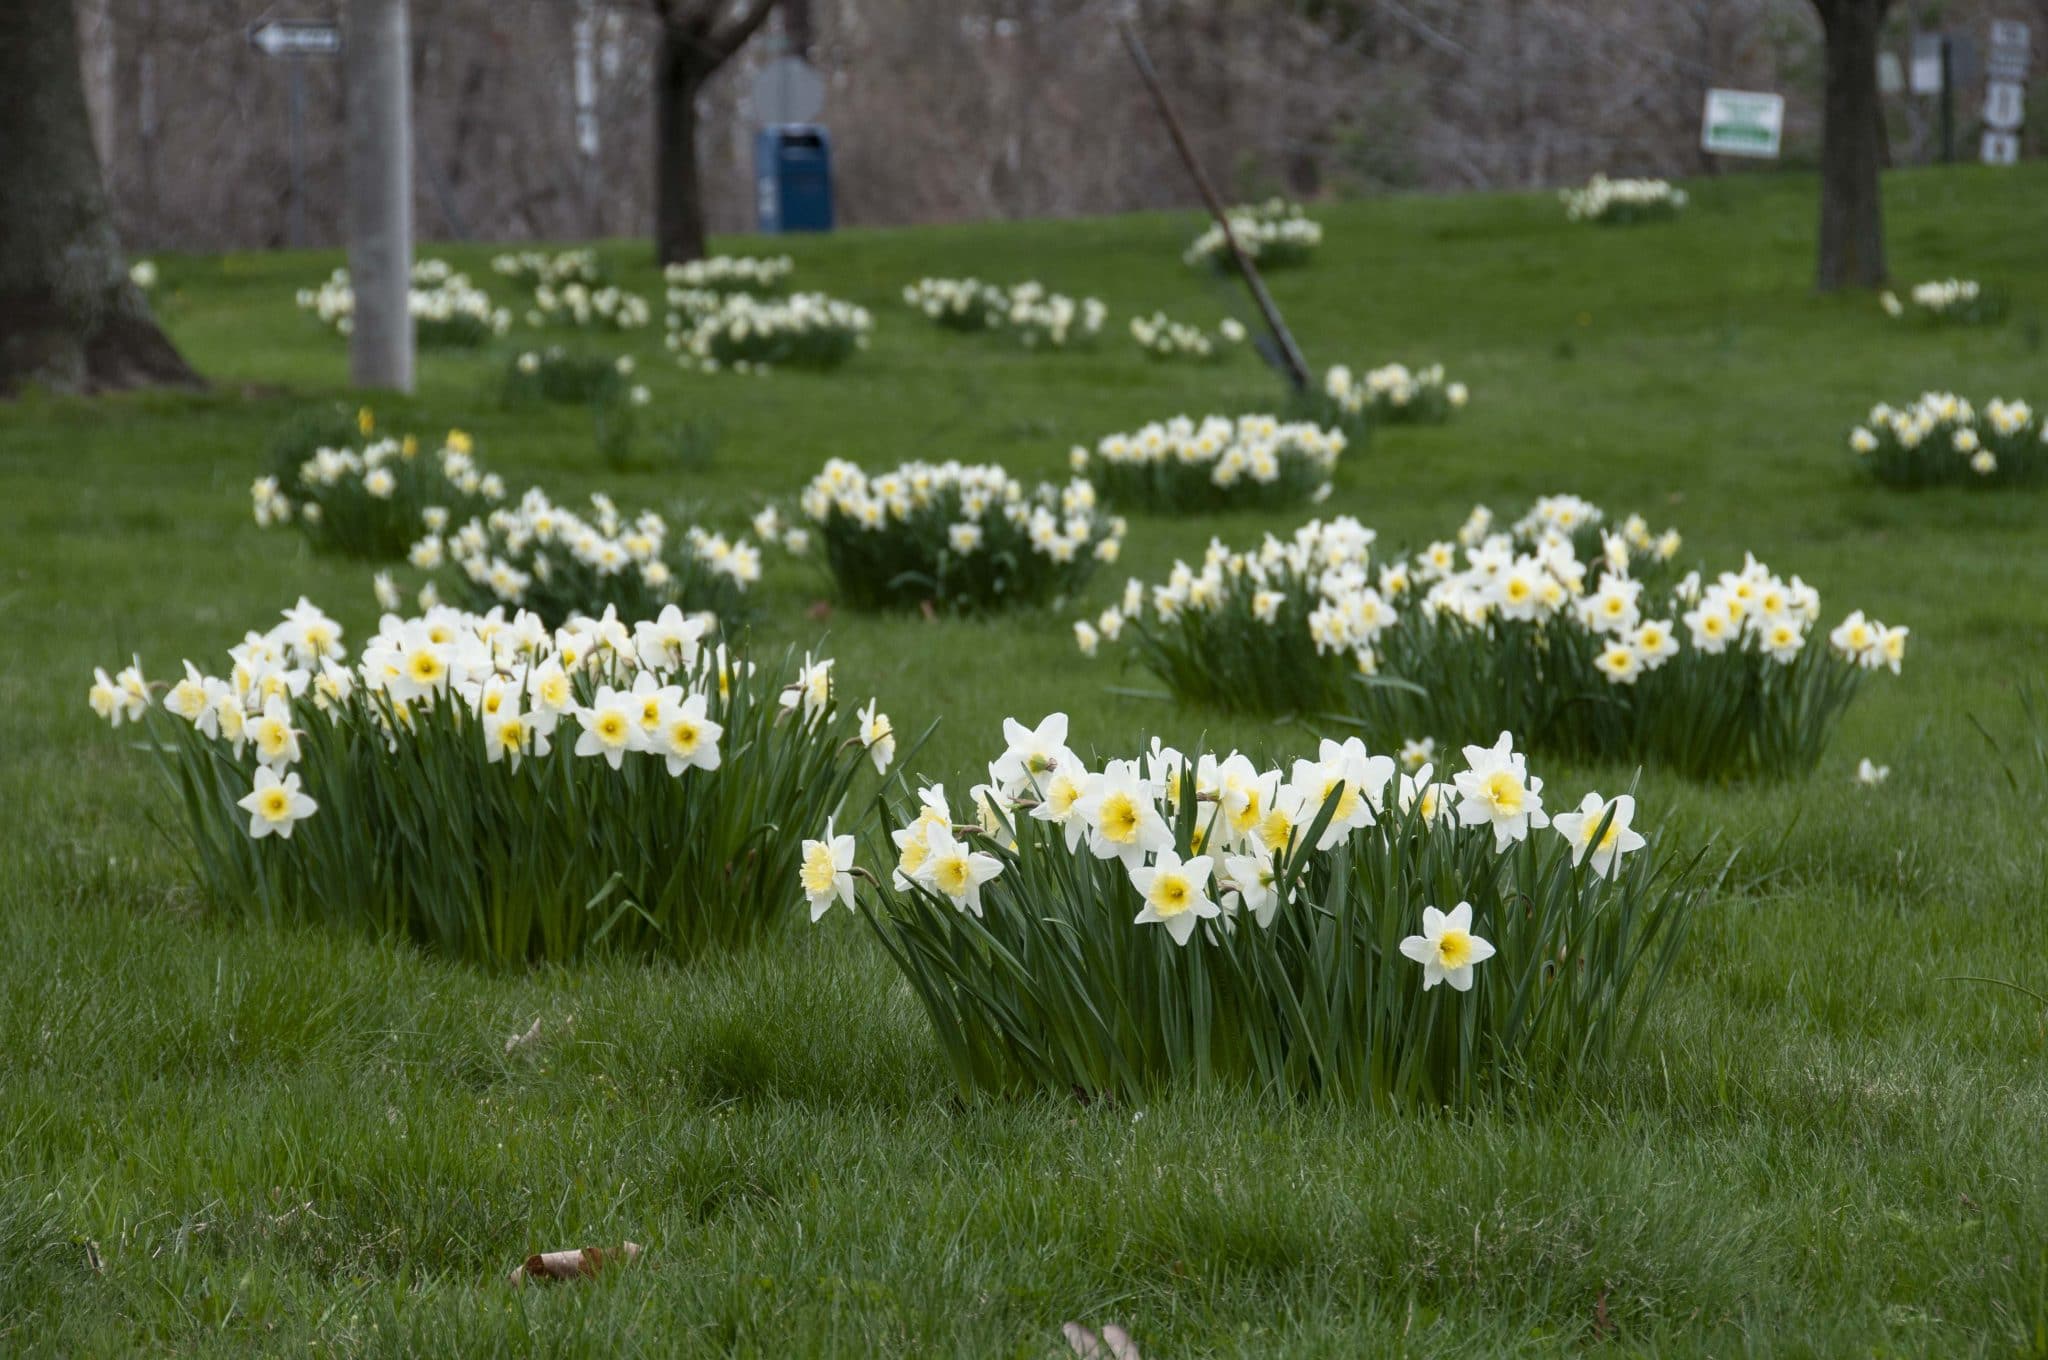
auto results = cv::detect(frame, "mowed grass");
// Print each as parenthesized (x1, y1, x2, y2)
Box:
(3, 164, 2048, 1355)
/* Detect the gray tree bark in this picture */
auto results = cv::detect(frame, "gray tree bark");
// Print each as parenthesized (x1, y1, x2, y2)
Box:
(346, 0, 415, 391)
(1813, 0, 1892, 291)
(0, 0, 200, 396)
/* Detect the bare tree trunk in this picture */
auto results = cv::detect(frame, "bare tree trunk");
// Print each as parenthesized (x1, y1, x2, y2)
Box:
(1813, 0, 1891, 291)
(346, 0, 415, 391)
(0, 0, 199, 396)
(654, 30, 710, 266)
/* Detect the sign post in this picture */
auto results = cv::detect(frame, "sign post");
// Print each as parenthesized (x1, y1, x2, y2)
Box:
(1982, 20, 2031, 165)
(1701, 89, 1785, 158)
(248, 19, 342, 248)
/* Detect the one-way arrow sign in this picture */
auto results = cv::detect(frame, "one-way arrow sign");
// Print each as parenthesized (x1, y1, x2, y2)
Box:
(248, 19, 343, 58)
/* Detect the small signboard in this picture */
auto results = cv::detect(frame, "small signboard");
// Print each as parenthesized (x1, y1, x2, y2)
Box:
(248, 19, 343, 58)
(1987, 19, 2031, 81)
(1981, 130, 2020, 165)
(750, 56, 825, 126)
(1984, 79, 2026, 129)
(1878, 51, 1904, 95)
(1701, 89, 1784, 158)
(1910, 33, 1945, 93)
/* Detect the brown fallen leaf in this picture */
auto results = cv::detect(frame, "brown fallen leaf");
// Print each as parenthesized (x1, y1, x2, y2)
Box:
(806, 599, 834, 622)
(507, 1241, 642, 1287)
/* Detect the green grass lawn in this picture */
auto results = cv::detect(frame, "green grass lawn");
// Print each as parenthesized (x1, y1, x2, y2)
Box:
(5, 164, 2048, 1355)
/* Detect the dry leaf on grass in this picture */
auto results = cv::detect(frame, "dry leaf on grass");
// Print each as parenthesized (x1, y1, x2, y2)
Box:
(507, 1241, 642, 1286)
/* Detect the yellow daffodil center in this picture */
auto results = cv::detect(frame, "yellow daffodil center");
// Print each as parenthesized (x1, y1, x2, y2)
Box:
(1151, 873, 1193, 916)
(1482, 770, 1524, 815)
(1228, 786, 1262, 835)
(482, 690, 504, 714)
(497, 719, 525, 751)
(1317, 775, 1361, 824)
(641, 698, 663, 728)
(1435, 929, 1473, 968)
(801, 843, 838, 895)
(257, 717, 290, 756)
(258, 788, 292, 821)
(1098, 791, 1141, 844)
(1505, 578, 1531, 604)
(932, 855, 971, 897)
(1046, 775, 1082, 817)
(408, 651, 444, 685)
(1641, 627, 1664, 648)
(538, 675, 569, 708)
(1259, 808, 1294, 851)
(898, 837, 929, 876)
(670, 720, 700, 752)
(595, 712, 628, 744)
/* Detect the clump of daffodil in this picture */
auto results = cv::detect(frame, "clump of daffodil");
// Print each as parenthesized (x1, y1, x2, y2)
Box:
(1183, 198, 1322, 271)
(794, 457, 1122, 613)
(902, 277, 1107, 348)
(296, 258, 510, 346)
(1878, 279, 2005, 327)
(1088, 496, 1902, 781)
(90, 598, 900, 967)
(256, 416, 504, 562)
(807, 716, 1689, 1106)
(1849, 391, 2042, 488)
(1560, 174, 1687, 225)
(406, 483, 763, 627)
(1315, 361, 1468, 433)
(666, 291, 872, 373)
(1073, 413, 1343, 513)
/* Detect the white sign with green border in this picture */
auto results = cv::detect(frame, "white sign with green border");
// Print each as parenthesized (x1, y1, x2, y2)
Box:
(1701, 89, 1785, 158)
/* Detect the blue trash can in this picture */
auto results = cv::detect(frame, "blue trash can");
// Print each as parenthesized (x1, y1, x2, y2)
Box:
(754, 125, 835, 234)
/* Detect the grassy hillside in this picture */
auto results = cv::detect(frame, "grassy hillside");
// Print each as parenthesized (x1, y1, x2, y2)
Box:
(3, 164, 2047, 1355)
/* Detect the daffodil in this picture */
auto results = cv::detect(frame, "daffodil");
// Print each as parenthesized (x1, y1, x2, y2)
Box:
(800, 818, 858, 920)
(858, 700, 895, 775)
(236, 766, 318, 839)
(574, 686, 642, 770)
(1452, 732, 1549, 849)
(1855, 757, 1889, 786)
(1130, 849, 1218, 945)
(913, 827, 1004, 916)
(1550, 793, 1646, 879)
(1222, 847, 1285, 927)
(992, 713, 1071, 798)
(251, 694, 302, 769)
(1075, 761, 1174, 868)
(483, 701, 552, 769)
(650, 691, 723, 775)
(891, 785, 952, 887)
(1027, 761, 1093, 851)
(1398, 902, 1495, 991)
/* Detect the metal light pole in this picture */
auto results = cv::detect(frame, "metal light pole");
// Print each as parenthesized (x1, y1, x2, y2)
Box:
(345, 0, 414, 392)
